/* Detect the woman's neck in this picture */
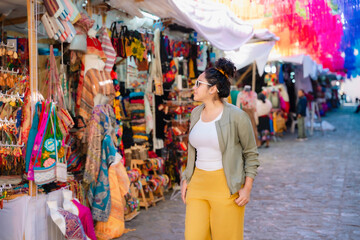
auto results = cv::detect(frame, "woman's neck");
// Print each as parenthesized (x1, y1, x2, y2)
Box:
(203, 99, 224, 113)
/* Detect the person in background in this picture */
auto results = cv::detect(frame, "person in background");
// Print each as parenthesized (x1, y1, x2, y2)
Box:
(296, 89, 307, 141)
(256, 93, 272, 148)
(355, 104, 360, 113)
(236, 85, 259, 146)
(181, 58, 259, 240)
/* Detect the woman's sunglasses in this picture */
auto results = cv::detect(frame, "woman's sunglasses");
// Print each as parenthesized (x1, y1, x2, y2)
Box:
(195, 80, 219, 93)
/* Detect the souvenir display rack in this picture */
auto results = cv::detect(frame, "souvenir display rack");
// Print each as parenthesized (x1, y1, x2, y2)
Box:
(0, 66, 28, 177)
(163, 87, 194, 186)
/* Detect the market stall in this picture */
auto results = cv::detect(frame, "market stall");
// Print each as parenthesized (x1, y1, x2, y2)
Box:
(0, 0, 254, 239)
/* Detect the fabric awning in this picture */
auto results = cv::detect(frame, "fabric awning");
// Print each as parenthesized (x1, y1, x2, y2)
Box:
(169, 0, 254, 51)
(268, 54, 320, 79)
(108, 0, 254, 51)
(225, 41, 276, 76)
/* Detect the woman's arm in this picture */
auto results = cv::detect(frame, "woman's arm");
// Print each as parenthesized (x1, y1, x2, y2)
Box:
(235, 111, 259, 206)
(237, 112, 260, 179)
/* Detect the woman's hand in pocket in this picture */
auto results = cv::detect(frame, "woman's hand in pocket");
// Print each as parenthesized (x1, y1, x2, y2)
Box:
(235, 187, 251, 207)
(181, 180, 188, 204)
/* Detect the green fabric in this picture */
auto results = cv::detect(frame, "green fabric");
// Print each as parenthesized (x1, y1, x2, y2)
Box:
(182, 101, 260, 195)
(230, 90, 239, 106)
(297, 117, 306, 138)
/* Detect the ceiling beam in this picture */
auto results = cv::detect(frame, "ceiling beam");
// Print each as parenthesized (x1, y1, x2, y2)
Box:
(0, 14, 43, 26)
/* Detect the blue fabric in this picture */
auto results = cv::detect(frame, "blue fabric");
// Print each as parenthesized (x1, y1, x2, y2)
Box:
(279, 64, 284, 84)
(269, 118, 274, 134)
(131, 109, 145, 114)
(25, 103, 41, 172)
(129, 92, 145, 98)
(297, 96, 307, 116)
(88, 135, 116, 222)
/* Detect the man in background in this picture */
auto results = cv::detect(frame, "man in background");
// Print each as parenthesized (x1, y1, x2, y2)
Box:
(297, 89, 307, 141)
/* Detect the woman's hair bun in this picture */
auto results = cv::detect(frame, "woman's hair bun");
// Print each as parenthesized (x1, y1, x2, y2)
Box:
(215, 58, 236, 78)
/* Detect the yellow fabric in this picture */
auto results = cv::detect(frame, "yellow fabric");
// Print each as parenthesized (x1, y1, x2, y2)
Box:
(227, 95, 232, 104)
(95, 162, 130, 240)
(132, 126, 146, 132)
(185, 168, 245, 240)
(133, 135, 148, 140)
(189, 59, 195, 79)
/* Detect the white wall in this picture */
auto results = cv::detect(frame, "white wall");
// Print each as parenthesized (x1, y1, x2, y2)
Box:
(342, 76, 360, 102)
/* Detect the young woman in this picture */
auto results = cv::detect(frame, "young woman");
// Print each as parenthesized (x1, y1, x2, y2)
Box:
(181, 58, 260, 240)
(256, 93, 273, 148)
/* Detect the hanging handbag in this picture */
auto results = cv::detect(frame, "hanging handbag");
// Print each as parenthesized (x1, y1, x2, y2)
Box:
(53, 109, 67, 182)
(68, 0, 80, 24)
(119, 25, 128, 58)
(44, 0, 64, 18)
(110, 22, 120, 57)
(34, 104, 57, 185)
(25, 102, 41, 173)
(58, 0, 70, 21)
(65, 21, 76, 43)
(27, 102, 50, 181)
(58, 19, 69, 43)
(41, 13, 56, 39)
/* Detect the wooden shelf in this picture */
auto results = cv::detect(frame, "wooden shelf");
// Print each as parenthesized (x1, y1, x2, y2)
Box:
(125, 210, 140, 222)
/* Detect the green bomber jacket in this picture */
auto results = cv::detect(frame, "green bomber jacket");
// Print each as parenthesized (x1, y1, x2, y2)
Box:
(182, 101, 260, 195)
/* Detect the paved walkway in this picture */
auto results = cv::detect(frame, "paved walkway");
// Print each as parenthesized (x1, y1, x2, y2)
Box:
(119, 106, 360, 240)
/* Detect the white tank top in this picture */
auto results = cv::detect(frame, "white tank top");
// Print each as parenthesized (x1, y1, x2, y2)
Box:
(189, 111, 223, 171)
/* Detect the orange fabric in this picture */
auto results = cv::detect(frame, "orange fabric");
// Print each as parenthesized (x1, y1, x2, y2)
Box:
(95, 161, 130, 240)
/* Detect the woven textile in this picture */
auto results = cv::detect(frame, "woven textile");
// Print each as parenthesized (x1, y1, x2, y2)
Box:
(57, 208, 87, 240)
(84, 105, 116, 184)
(95, 159, 130, 239)
(79, 68, 114, 124)
(88, 135, 116, 222)
(99, 28, 116, 73)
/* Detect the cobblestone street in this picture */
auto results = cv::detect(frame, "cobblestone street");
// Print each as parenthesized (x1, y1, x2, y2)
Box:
(119, 106, 360, 240)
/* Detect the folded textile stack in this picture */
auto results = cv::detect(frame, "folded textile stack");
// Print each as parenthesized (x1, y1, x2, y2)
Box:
(41, 0, 79, 43)
(129, 92, 148, 143)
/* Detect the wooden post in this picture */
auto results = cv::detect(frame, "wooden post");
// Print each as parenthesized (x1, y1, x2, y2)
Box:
(236, 64, 252, 86)
(27, 0, 37, 196)
(252, 61, 256, 91)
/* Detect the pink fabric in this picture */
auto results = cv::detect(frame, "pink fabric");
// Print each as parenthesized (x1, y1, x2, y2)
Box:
(279, 95, 290, 113)
(72, 200, 97, 240)
(130, 99, 145, 104)
(62, 0, 74, 21)
(237, 91, 258, 110)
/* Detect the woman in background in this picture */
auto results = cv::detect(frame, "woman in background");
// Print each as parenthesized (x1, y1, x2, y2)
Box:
(256, 93, 272, 148)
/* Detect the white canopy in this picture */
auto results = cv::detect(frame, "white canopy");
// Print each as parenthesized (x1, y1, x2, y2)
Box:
(250, 29, 280, 43)
(268, 54, 320, 79)
(108, 0, 254, 51)
(225, 41, 276, 76)
(168, 0, 254, 51)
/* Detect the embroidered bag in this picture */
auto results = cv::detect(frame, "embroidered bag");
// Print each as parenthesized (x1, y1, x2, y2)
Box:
(47, 201, 87, 240)
(28, 102, 50, 181)
(25, 102, 41, 173)
(52, 109, 67, 182)
(34, 104, 57, 185)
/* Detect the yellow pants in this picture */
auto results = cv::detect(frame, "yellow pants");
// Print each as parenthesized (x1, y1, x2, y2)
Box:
(185, 168, 245, 240)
